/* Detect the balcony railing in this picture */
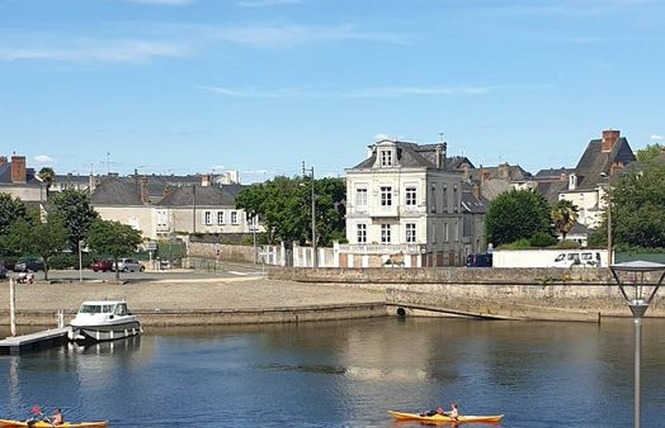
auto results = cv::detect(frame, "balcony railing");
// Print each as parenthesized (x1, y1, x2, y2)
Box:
(339, 243, 425, 254)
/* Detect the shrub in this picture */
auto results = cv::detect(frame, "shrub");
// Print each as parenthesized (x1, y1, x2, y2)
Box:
(529, 232, 558, 248)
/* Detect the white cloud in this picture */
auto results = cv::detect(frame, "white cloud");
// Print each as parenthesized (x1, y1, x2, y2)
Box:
(0, 40, 188, 63)
(237, 0, 302, 7)
(34, 155, 55, 165)
(116, 0, 195, 5)
(650, 134, 665, 141)
(209, 24, 410, 49)
(199, 85, 489, 99)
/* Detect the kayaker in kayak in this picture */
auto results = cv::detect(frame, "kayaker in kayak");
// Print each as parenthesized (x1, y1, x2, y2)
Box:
(51, 408, 64, 425)
(444, 402, 460, 422)
(419, 406, 445, 417)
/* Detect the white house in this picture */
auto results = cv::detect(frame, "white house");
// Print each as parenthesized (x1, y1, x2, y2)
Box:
(342, 137, 465, 267)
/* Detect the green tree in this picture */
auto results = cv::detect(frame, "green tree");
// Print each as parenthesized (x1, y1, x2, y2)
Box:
(485, 189, 553, 247)
(49, 188, 99, 252)
(636, 143, 664, 164)
(236, 176, 346, 246)
(38, 166, 56, 197)
(2, 213, 68, 280)
(551, 199, 580, 239)
(610, 163, 665, 248)
(0, 192, 29, 238)
(86, 219, 144, 280)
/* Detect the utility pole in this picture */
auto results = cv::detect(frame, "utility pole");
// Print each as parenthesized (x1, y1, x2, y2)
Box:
(192, 184, 197, 234)
(303, 162, 317, 268)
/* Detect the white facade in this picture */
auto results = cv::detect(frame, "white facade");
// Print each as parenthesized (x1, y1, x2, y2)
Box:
(344, 139, 465, 267)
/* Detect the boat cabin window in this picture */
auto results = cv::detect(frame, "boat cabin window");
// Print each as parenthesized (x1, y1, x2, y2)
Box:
(79, 304, 115, 314)
(115, 304, 128, 316)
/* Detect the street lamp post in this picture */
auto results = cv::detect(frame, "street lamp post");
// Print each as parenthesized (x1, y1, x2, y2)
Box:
(78, 240, 83, 283)
(600, 172, 613, 266)
(302, 162, 317, 268)
(610, 261, 665, 428)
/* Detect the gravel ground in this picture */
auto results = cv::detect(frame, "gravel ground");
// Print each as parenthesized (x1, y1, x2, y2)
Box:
(1, 275, 385, 314)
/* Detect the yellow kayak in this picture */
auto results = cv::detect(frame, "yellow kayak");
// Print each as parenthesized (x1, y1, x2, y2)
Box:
(388, 410, 504, 424)
(0, 419, 108, 428)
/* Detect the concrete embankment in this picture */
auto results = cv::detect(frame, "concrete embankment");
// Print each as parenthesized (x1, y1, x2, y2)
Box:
(0, 275, 386, 328)
(269, 266, 665, 321)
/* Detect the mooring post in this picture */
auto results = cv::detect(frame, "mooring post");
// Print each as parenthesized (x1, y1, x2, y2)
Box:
(9, 277, 16, 337)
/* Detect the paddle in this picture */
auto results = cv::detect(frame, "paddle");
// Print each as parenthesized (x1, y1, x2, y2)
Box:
(30, 405, 56, 427)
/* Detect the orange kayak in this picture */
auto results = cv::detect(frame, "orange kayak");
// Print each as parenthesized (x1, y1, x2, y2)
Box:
(0, 419, 108, 428)
(388, 410, 504, 424)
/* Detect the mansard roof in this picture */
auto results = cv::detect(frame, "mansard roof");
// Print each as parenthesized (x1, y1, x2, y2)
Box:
(349, 140, 451, 170)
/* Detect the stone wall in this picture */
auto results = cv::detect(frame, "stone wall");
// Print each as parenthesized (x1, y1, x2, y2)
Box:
(268, 267, 665, 321)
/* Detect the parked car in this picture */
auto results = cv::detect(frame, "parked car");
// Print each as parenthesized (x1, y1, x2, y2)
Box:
(90, 259, 114, 272)
(466, 253, 493, 267)
(552, 251, 601, 268)
(112, 258, 145, 272)
(13, 257, 45, 272)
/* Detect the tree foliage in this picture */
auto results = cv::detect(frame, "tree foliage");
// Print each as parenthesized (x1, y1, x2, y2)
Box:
(636, 143, 664, 164)
(2, 213, 68, 280)
(86, 219, 144, 280)
(610, 164, 665, 248)
(551, 199, 579, 239)
(0, 192, 29, 238)
(485, 189, 553, 247)
(49, 188, 99, 252)
(235, 176, 346, 247)
(38, 167, 56, 196)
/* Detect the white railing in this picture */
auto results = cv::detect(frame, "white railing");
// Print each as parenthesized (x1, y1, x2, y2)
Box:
(338, 243, 424, 254)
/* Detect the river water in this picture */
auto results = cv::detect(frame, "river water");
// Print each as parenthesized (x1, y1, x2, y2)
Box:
(1, 317, 664, 428)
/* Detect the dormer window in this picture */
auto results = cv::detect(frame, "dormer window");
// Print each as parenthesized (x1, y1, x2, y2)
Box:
(380, 149, 393, 167)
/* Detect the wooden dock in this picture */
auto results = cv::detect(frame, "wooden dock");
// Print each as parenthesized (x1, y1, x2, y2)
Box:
(0, 327, 70, 355)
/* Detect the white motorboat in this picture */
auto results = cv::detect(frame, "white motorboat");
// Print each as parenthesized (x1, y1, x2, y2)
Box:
(68, 300, 142, 345)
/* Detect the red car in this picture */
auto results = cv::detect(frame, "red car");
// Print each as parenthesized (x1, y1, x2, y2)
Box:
(91, 259, 113, 272)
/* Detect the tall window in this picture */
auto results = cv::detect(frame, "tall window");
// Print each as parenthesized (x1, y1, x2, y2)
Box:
(430, 184, 437, 213)
(381, 224, 391, 244)
(357, 224, 367, 244)
(442, 184, 448, 212)
(231, 211, 238, 224)
(381, 186, 392, 206)
(443, 223, 449, 242)
(217, 211, 225, 224)
(356, 187, 368, 211)
(406, 223, 416, 243)
(380, 150, 393, 167)
(204, 211, 212, 225)
(405, 186, 417, 206)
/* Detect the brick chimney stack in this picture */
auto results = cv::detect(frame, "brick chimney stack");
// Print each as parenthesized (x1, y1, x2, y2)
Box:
(601, 129, 620, 153)
(11, 155, 27, 183)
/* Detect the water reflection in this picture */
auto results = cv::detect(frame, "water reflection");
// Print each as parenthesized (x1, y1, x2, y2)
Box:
(1, 318, 664, 427)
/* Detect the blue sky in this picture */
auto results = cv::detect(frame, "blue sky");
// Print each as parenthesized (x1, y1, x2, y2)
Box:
(1, 0, 664, 183)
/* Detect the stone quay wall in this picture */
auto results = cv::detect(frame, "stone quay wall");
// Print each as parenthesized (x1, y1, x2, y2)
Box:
(268, 267, 665, 321)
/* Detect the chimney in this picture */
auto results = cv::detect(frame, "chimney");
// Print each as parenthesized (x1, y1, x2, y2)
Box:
(11, 156, 26, 183)
(560, 172, 567, 182)
(435, 144, 443, 168)
(163, 184, 171, 199)
(201, 174, 211, 187)
(0, 156, 7, 167)
(140, 177, 149, 204)
(498, 163, 510, 179)
(481, 169, 490, 183)
(472, 184, 480, 199)
(601, 129, 620, 153)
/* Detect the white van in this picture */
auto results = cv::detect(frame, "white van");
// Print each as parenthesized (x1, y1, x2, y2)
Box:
(552, 251, 601, 268)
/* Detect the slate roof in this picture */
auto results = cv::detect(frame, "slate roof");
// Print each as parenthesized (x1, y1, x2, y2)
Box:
(573, 136, 636, 189)
(537, 180, 569, 204)
(460, 182, 489, 214)
(469, 164, 533, 182)
(534, 167, 575, 181)
(0, 164, 40, 185)
(349, 141, 450, 170)
(90, 176, 147, 206)
(158, 184, 237, 207)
